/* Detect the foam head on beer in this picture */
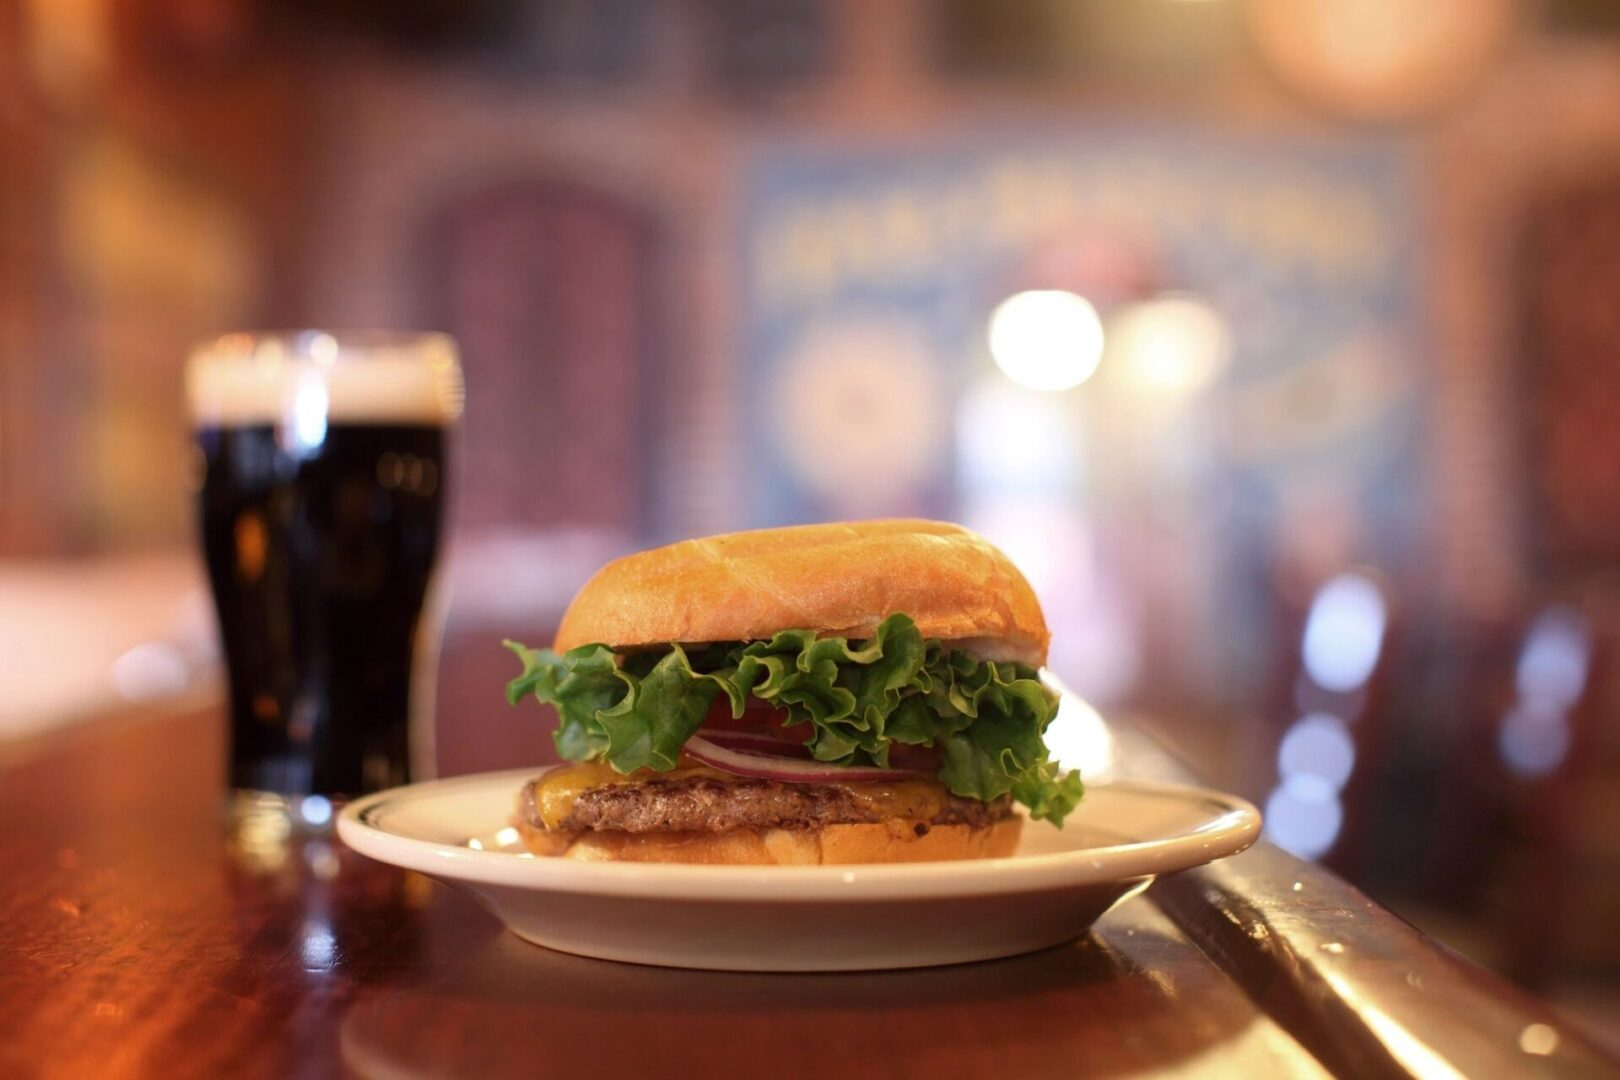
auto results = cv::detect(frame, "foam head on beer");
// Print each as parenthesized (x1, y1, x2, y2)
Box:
(189, 331, 462, 798)
(187, 330, 464, 433)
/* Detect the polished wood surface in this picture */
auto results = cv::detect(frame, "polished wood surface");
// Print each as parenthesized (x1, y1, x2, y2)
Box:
(0, 705, 1613, 1079)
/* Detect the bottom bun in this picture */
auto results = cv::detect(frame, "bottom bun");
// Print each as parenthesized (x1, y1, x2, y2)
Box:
(516, 817, 1022, 865)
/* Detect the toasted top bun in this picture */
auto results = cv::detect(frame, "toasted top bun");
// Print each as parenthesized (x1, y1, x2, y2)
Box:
(553, 519, 1049, 666)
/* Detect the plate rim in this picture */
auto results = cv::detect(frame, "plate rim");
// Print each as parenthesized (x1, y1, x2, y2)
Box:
(337, 768, 1260, 901)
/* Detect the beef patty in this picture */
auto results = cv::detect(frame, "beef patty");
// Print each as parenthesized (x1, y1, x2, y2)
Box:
(523, 775, 1013, 835)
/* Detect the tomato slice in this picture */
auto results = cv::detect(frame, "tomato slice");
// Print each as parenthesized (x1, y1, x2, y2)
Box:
(886, 742, 942, 772)
(701, 696, 811, 744)
(699, 697, 939, 770)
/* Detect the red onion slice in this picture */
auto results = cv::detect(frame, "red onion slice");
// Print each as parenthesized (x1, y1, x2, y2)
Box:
(694, 729, 814, 758)
(682, 734, 923, 784)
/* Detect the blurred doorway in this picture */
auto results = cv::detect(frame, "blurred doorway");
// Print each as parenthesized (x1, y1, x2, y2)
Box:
(422, 179, 666, 539)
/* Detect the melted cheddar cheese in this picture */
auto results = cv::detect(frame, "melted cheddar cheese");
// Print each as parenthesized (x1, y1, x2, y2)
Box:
(530, 758, 951, 830)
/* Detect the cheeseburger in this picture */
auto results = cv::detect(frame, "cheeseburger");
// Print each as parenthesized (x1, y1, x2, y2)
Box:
(504, 519, 1082, 864)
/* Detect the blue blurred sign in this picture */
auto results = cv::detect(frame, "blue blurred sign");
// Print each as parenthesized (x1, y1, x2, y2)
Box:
(738, 128, 1421, 556)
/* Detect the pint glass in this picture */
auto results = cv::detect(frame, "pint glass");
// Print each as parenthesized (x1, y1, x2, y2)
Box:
(188, 331, 462, 808)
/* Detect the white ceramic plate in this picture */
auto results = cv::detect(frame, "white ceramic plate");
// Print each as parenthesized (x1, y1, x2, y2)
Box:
(338, 769, 1260, 971)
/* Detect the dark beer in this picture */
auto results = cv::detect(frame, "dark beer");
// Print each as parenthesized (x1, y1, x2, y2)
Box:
(190, 333, 460, 800)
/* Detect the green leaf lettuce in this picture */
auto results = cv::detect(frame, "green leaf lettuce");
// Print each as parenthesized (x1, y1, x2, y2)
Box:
(504, 613, 1084, 824)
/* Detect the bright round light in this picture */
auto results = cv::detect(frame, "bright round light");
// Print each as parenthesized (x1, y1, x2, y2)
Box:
(1302, 573, 1387, 693)
(987, 290, 1105, 392)
(1277, 713, 1356, 792)
(1264, 779, 1344, 861)
(1498, 707, 1571, 778)
(298, 795, 333, 827)
(1515, 607, 1590, 710)
(1109, 296, 1230, 393)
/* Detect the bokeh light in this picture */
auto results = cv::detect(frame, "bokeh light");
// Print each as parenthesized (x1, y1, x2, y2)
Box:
(1040, 673, 1116, 783)
(1278, 713, 1357, 792)
(1302, 573, 1387, 693)
(956, 378, 1076, 493)
(1498, 706, 1572, 778)
(1108, 295, 1230, 393)
(1498, 606, 1591, 778)
(987, 290, 1106, 392)
(1265, 774, 1345, 861)
(1514, 608, 1590, 711)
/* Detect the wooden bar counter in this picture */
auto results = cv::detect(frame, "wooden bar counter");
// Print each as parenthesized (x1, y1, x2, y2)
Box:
(0, 702, 1613, 1079)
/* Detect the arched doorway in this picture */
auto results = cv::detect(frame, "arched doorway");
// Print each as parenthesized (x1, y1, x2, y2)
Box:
(421, 179, 665, 539)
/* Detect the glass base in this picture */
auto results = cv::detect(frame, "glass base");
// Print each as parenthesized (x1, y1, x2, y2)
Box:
(226, 788, 341, 843)
(225, 790, 350, 877)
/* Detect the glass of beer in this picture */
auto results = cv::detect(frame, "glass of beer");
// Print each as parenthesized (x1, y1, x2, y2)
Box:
(187, 331, 462, 825)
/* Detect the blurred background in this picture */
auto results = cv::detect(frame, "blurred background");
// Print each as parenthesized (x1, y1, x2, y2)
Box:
(2, 0, 1619, 1043)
